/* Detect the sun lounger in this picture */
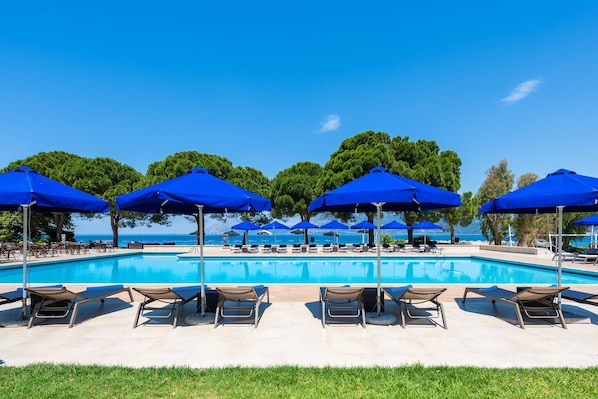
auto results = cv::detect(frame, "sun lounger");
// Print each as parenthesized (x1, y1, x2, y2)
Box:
(338, 244, 349, 253)
(574, 248, 598, 264)
(320, 286, 365, 328)
(292, 244, 303, 253)
(461, 285, 569, 329)
(26, 285, 134, 328)
(230, 244, 242, 253)
(551, 250, 577, 261)
(133, 285, 203, 328)
(262, 244, 272, 254)
(322, 244, 333, 253)
(308, 244, 318, 253)
(561, 289, 598, 306)
(277, 244, 288, 253)
(248, 244, 259, 253)
(384, 285, 447, 328)
(214, 285, 269, 328)
(1, 284, 63, 307)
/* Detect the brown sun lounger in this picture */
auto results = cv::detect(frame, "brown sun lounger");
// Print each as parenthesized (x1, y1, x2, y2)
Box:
(26, 285, 134, 328)
(133, 285, 203, 328)
(214, 285, 269, 328)
(462, 285, 569, 329)
(384, 286, 447, 329)
(320, 286, 365, 328)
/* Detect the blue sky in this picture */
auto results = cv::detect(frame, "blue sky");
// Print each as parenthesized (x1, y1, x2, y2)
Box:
(1, 2, 597, 234)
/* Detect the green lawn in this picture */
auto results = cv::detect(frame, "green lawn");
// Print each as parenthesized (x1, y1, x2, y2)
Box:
(1, 364, 596, 398)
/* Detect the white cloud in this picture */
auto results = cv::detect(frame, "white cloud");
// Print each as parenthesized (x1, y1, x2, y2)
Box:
(500, 79, 543, 105)
(318, 114, 341, 133)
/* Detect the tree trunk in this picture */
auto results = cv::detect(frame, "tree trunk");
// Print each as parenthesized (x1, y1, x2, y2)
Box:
(111, 213, 120, 247)
(450, 225, 456, 244)
(54, 213, 65, 241)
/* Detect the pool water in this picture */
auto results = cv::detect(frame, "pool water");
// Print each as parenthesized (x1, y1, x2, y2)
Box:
(1, 254, 597, 285)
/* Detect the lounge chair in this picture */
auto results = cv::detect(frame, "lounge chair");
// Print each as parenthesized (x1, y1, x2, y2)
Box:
(320, 286, 365, 328)
(26, 285, 134, 328)
(133, 285, 203, 328)
(277, 244, 288, 253)
(551, 249, 578, 261)
(322, 243, 333, 253)
(292, 244, 303, 253)
(308, 244, 318, 253)
(561, 289, 598, 306)
(248, 244, 259, 253)
(384, 285, 447, 329)
(262, 244, 272, 254)
(574, 248, 598, 264)
(230, 244, 242, 254)
(338, 244, 349, 253)
(214, 285, 269, 328)
(461, 285, 569, 329)
(0, 284, 63, 307)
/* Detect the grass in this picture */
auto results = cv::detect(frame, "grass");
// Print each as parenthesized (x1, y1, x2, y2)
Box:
(1, 364, 597, 398)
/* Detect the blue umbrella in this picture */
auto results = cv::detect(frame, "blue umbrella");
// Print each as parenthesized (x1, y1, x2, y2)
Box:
(290, 220, 319, 244)
(232, 221, 261, 245)
(116, 167, 271, 319)
(320, 220, 349, 244)
(0, 166, 110, 316)
(479, 169, 598, 291)
(381, 221, 409, 230)
(411, 220, 442, 245)
(573, 214, 598, 226)
(351, 220, 377, 230)
(309, 166, 461, 317)
(261, 220, 290, 244)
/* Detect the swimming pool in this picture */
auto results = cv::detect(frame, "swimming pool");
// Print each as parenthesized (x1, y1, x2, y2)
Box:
(1, 254, 598, 285)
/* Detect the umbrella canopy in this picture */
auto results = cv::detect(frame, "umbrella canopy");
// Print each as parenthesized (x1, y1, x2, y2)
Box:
(573, 214, 598, 226)
(381, 221, 409, 230)
(320, 220, 349, 230)
(291, 220, 319, 229)
(261, 221, 290, 244)
(479, 169, 598, 291)
(232, 221, 261, 230)
(351, 220, 377, 230)
(261, 221, 290, 230)
(116, 167, 270, 214)
(0, 166, 110, 317)
(116, 167, 271, 318)
(411, 220, 443, 245)
(309, 166, 461, 318)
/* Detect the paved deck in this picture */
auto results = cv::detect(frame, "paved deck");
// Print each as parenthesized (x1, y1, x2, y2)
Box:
(1, 245, 598, 368)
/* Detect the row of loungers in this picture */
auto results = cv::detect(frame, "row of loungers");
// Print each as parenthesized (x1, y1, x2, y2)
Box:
(2, 284, 597, 329)
(227, 243, 443, 254)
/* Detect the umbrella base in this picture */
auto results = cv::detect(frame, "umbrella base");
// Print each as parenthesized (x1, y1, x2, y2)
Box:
(365, 312, 397, 326)
(185, 312, 216, 325)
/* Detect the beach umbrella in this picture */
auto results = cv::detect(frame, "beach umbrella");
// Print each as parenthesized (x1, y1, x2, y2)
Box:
(381, 220, 409, 242)
(261, 220, 290, 244)
(351, 220, 377, 244)
(309, 166, 461, 319)
(290, 220, 319, 244)
(116, 167, 271, 321)
(411, 220, 443, 245)
(0, 166, 110, 317)
(574, 214, 598, 249)
(479, 169, 598, 295)
(320, 220, 348, 244)
(232, 220, 261, 245)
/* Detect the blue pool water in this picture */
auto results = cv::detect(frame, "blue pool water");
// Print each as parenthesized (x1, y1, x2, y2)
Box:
(1, 254, 598, 285)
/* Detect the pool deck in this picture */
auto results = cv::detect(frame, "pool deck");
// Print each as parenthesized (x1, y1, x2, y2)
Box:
(1, 244, 598, 369)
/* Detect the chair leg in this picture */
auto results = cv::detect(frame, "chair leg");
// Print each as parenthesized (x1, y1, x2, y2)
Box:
(438, 302, 447, 329)
(321, 301, 326, 328)
(133, 302, 145, 328)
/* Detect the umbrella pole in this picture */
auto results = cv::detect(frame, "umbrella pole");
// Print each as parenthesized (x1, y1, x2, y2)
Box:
(375, 203, 383, 315)
(198, 205, 206, 316)
(557, 206, 564, 305)
(21, 204, 29, 319)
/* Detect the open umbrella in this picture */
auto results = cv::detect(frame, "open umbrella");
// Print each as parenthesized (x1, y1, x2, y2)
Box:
(261, 220, 290, 244)
(320, 220, 348, 244)
(381, 220, 409, 242)
(232, 220, 261, 245)
(574, 214, 598, 249)
(411, 220, 442, 245)
(290, 220, 319, 244)
(479, 169, 598, 294)
(309, 166, 461, 320)
(0, 166, 110, 317)
(351, 220, 377, 244)
(116, 167, 271, 321)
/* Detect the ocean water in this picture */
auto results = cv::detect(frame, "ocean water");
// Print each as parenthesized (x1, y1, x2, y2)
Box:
(76, 232, 489, 247)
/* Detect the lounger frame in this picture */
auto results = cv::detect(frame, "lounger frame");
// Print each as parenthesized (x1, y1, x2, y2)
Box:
(133, 286, 201, 328)
(27, 285, 133, 328)
(320, 287, 365, 328)
(214, 286, 269, 328)
(385, 287, 447, 329)
(462, 286, 569, 329)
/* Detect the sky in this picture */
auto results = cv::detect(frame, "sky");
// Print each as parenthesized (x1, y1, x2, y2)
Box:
(1, 2, 597, 234)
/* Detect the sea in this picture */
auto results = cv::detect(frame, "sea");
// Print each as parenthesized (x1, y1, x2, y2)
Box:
(76, 232, 490, 247)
